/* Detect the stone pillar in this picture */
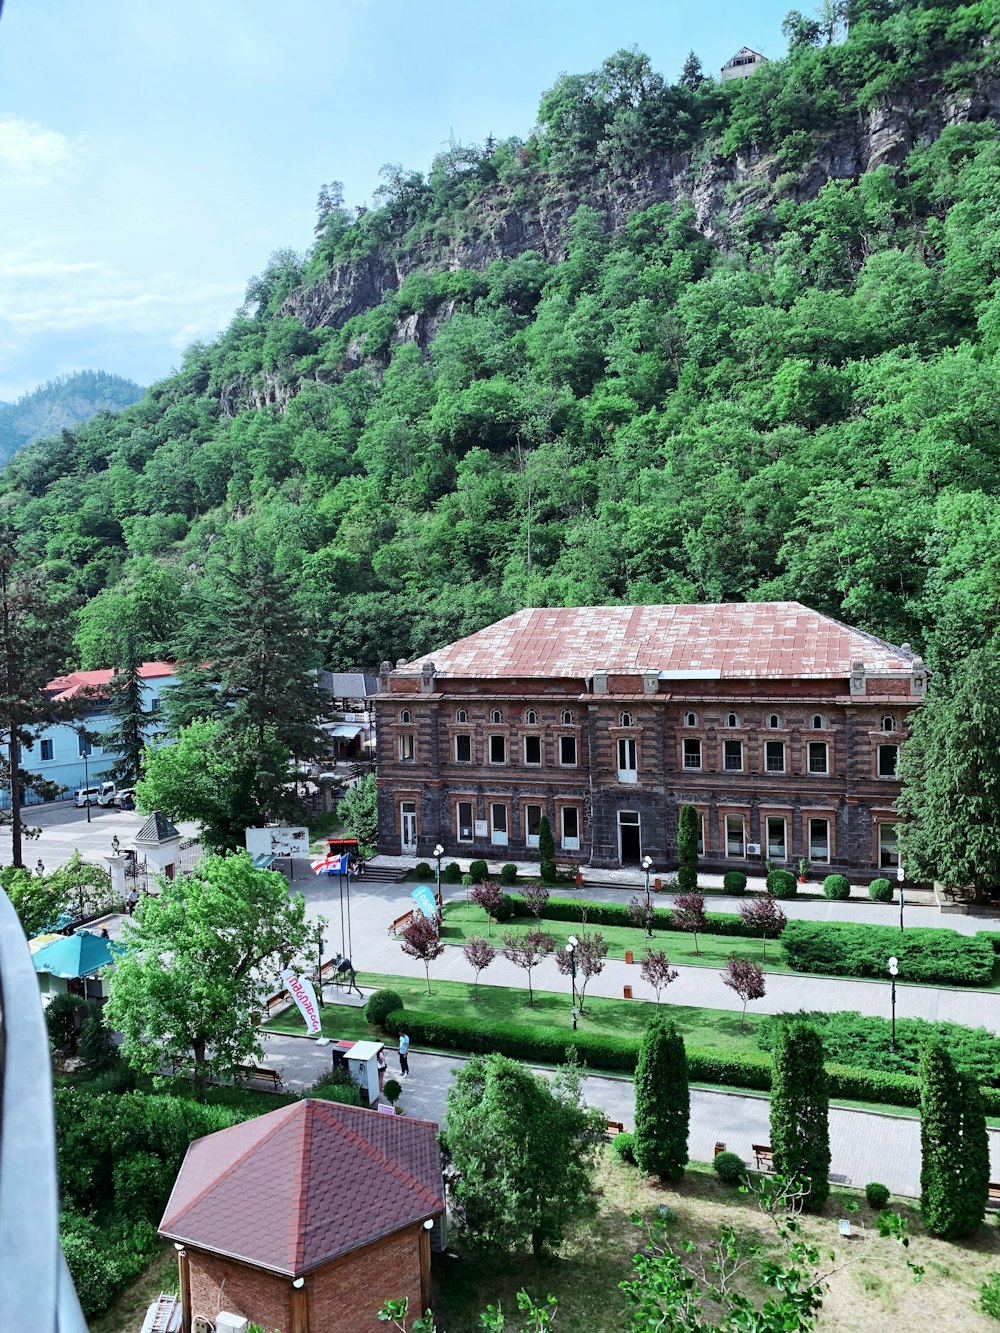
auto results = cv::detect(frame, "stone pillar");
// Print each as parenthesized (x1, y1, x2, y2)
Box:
(106, 855, 128, 907)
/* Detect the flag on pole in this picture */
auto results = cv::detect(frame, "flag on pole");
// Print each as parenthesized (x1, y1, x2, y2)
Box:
(311, 855, 337, 875)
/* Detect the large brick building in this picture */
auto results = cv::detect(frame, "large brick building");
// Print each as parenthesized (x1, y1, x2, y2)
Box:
(374, 602, 927, 877)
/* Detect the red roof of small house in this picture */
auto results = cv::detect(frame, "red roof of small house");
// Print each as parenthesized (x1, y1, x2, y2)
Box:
(401, 603, 916, 682)
(158, 1099, 444, 1277)
(46, 661, 176, 701)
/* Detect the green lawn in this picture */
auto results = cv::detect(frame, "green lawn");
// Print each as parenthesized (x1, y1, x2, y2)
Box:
(264, 969, 760, 1054)
(442, 900, 787, 972)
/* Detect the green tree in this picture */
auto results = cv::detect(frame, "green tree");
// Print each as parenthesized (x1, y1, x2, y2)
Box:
(1, 864, 58, 936)
(443, 1053, 603, 1257)
(770, 1022, 830, 1211)
(103, 635, 154, 785)
(897, 643, 1000, 898)
(538, 813, 556, 882)
(920, 1041, 988, 1238)
(633, 1017, 689, 1181)
(679, 50, 705, 90)
(337, 773, 378, 855)
(676, 803, 700, 892)
(105, 852, 309, 1096)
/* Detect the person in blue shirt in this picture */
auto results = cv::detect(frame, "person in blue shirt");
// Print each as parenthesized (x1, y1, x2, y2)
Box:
(398, 1030, 410, 1078)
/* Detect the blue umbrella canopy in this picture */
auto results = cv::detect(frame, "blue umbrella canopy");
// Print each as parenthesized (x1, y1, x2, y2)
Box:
(32, 932, 122, 980)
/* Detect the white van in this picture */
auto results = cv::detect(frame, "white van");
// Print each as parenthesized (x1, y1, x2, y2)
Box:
(74, 781, 117, 808)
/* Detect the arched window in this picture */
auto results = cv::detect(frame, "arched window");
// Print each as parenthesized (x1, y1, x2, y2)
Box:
(456, 708, 468, 724)
(881, 715, 897, 733)
(684, 711, 698, 727)
(490, 708, 503, 724)
(560, 709, 574, 725)
(525, 708, 538, 725)
(767, 713, 781, 729)
(399, 708, 411, 724)
(726, 712, 739, 728)
(619, 711, 634, 728)
(811, 714, 825, 730)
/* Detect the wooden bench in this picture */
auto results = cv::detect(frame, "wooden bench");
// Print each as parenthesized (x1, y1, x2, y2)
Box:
(988, 1182, 1000, 1210)
(752, 1143, 774, 1171)
(235, 1065, 284, 1091)
(605, 1119, 626, 1141)
(261, 989, 290, 1019)
(388, 910, 414, 936)
(554, 859, 581, 885)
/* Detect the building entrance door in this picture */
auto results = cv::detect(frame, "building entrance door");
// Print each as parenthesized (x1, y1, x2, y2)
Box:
(400, 802, 417, 854)
(618, 811, 641, 865)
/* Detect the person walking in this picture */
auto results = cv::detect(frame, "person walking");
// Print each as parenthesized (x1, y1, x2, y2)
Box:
(398, 1030, 410, 1079)
(126, 886, 139, 916)
(377, 1046, 388, 1093)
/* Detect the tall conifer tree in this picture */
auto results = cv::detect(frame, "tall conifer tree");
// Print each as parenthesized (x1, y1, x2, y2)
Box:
(770, 1022, 830, 1210)
(676, 803, 700, 891)
(920, 1041, 988, 1237)
(104, 635, 154, 785)
(634, 1017, 689, 1181)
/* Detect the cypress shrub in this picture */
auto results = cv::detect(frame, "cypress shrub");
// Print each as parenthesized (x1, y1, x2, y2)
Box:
(713, 1151, 747, 1184)
(633, 1017, 689, 1182)
(865, 1182, 890, 1209)
(723, 871, 748, 894)
(677, 804, 700, 893)
(538, 815, 555, 863)
(413, 861, 433, 879)
(823, 874, 851, 900)
(612, 1131, 637, 1164)
(444, 861, 463, 883)
(920, 1042, 989, 1238)
(469, 859, 489, 883)
(869, 878, 893, 902)
(364, 988, 404, 1028)
(767, 869, 797, 899)
(770, 1022, 830, 1211)
(500, 863, 518, 884)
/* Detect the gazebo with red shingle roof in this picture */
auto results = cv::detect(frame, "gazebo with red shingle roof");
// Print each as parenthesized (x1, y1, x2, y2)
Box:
(159, 1099, 445, 1333)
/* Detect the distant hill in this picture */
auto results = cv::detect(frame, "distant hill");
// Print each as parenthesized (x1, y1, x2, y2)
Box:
(0, 370, 144, 465)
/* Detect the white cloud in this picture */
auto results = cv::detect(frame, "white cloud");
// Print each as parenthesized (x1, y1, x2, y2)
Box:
(0, 115, 82, 185)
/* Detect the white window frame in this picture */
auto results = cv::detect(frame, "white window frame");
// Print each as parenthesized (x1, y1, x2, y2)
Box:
(456, 708, 468, 723)
(619, 711, 634, 728)
(560, 709, 574, 725)
(725, 712, 740, 728)
(723, 739, 743, 772)
(559, 734, 577, 767)
(398, 733, 414, 762)
(523, 734, 542, 766)
(879, 823, 899, 868)
(684, 711, 698, 727)
(40, 738, 54, 762)
(765, 740, 785, 773)
(488, 734, 506, 765)
(810, 713, 825, 730)
(808, 741, 829, 774)
(809, 817, 830, 864)
(765, 815, 787, 861)
(725, 814, 745, 858)
(766, 713, 781, 729)
(617, 735, 638, 784)
(525, 803, 543, 849)
(683, 737, 702, 770)
(400, 801, 417, 853)
(490, 803, 508, 846)
(490, 708, 503, 724)
(457, 801, 474, 842)
(399, 708, 411, 724)
(525, 708, 537, 725)
(562, 806, 581, 851)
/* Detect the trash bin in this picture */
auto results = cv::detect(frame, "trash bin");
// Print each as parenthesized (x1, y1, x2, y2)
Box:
(623, 984, 633, 999)
(625, 949, 634, 965)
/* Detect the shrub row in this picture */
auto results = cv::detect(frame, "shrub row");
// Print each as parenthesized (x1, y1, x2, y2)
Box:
(505, 894, 786, 938)
(782, 919, 995, 986)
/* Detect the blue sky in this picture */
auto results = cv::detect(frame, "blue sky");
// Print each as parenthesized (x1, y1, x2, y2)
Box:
(0, 0, 788, 401)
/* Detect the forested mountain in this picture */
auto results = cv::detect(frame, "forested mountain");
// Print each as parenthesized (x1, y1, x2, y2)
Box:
(2, 0, 1000, 676)
(0, 371, 143, 465)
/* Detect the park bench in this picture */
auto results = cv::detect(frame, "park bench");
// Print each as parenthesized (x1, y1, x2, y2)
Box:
(261, 987, 290, 1019)
(388, 910, 414, 936)
(988, 1182, 1000, 1210)
(605, 1119, 626, 1140)
(553, 859, 581, 885)
(235, 1065, 284, 1091)
(752, 1143, 774, 1171)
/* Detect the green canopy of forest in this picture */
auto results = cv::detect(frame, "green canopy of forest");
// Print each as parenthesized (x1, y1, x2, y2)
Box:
(3, 0, 999, 674)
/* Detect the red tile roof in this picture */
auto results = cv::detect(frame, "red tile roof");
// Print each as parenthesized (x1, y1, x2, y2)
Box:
(158, 1099, 444, 1277)
(403, 603, 915, 682)
(47, 661, 176, 701)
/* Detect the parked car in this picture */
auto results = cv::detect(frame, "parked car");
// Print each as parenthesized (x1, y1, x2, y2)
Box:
(74, 781, 117, 808)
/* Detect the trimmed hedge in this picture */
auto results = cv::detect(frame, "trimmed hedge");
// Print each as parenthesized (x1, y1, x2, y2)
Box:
(714, 1150, 747, 1183)
(782, 919, 994, 986)
(469, 859, 489, 883)
(364, 989, 404, 1027)
(413, 862, 433, 879)
(869, 877, 893, 902)
(505, 894, 786, 939)
(500, 863, 518, 884)
(767, 870, 797, 899)
(443, 861, 463, 883)
(823, 874, 851, 900)
(723, 871, 748, 894)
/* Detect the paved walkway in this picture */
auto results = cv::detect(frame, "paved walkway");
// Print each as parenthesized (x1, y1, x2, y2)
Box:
(260, 1025, 1000, 1201)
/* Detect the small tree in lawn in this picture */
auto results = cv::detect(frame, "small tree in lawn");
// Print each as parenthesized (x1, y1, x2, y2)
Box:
(523, 882, 550, 920)
(470, 880, 503, 935)
(401, 913, 445, 995)
(634, 1017, 689, 1181)
(640, 949, 679, 1007)
(920, 1041, 989, 1238)
(555, 930, 609, 1011)
(502, 928, 555, 1007)
(673, 893, 707, 955)
(676, 804, 700, 892)
(463, 935, 496, 998)
(738, 895, 787, 964)
(721, 957, 766, 1030)
(538, 813, 557, 882)
(770, 1022, 830, 1211)
(627, 894, 654, 939)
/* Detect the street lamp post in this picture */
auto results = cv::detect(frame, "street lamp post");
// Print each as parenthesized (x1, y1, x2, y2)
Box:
(434, 843, 444, 906)
(642, 855, 654, 938)
(888, 955, 899, 1050)
(315, 921, 325, 1008)
(80, 736, 91, 824)
(897, 860, 905, 931)
(566, 934, 579, 1030)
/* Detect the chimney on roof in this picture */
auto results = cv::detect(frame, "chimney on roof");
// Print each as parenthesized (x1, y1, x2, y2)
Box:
(420, 660, 436, 694)
(850, 660, 866, 696)
(911, 656, 927, 697)
(643, 670, 659, 696)
(592, 671, 608, 695)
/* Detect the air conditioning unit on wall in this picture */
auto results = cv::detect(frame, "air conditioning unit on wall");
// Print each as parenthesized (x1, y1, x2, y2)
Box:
(216, 1315, 250, 1333)
(746, 843, 761, 855)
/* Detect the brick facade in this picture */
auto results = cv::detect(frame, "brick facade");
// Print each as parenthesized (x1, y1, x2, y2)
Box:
(374, 605, 926, 877)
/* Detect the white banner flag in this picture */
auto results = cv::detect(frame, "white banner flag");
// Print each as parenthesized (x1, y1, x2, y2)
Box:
(281, 968, 327, 1043)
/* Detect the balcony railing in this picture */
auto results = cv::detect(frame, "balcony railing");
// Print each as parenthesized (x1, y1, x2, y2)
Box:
(0, 887, 88, 1333)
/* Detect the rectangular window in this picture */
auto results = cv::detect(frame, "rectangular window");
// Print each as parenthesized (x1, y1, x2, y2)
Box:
(683, 738, 702, 770)
(562, 806, 580, 851)
(524, 735, 541, 766)
(491, 803, 508, 846)
(398, 733, 414, 762)
(457, 801, 474, 842)
(525, 804, 542, 849)
(40, 738, 53, 762)
(765, 740, 785, 773)
(78, 734, 92, 757)
(723, 739, 743, 772)
(725, 814, 745, 858)
(489, 735, 506, 765)
(695, 813, 705, 856)
(808, 742, 828, 775)
(879, 823, 899, 868)
(617, 736, 637, 784)
(809, 818, 830, 863)
(455, 733, 471, 763)
(766, 816, 787, 860)
(559, 735, 577, 766)
(877, 745, 899, 778)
